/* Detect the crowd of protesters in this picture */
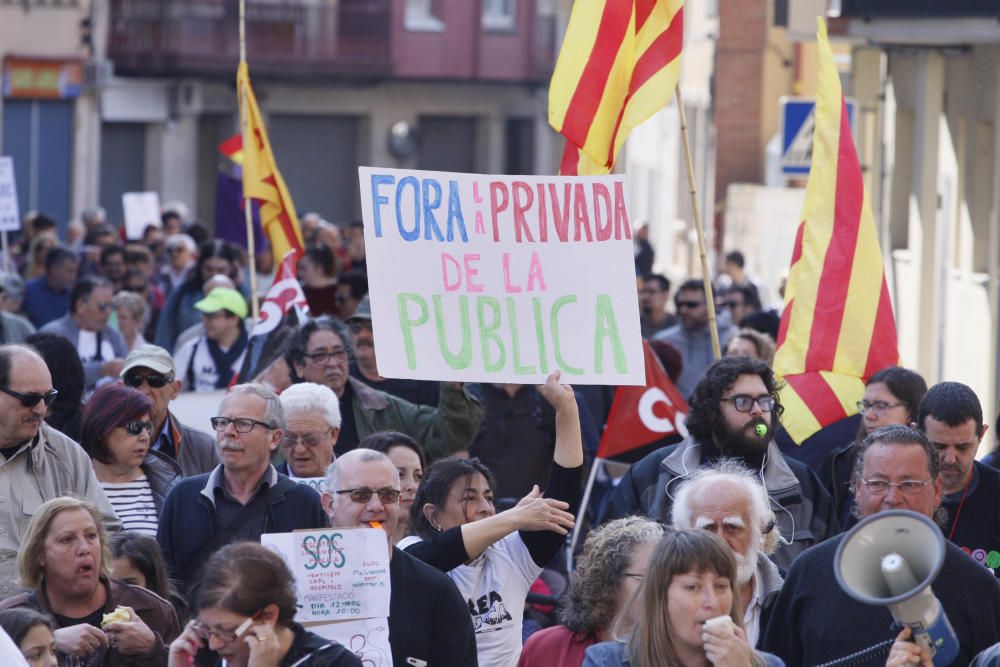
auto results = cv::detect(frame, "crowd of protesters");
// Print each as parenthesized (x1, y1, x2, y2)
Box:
(0, 206, 996, 667)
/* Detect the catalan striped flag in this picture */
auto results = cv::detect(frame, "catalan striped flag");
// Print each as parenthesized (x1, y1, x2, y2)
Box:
(236, 61, 305, 262)
(549, 0, 684, 175)
(772, 19, 900, 444)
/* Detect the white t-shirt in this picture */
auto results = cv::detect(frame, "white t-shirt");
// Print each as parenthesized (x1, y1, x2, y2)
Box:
(399, 532, 542, 667)
(174, 336, 246, 392)
(78, 329, 117, 363)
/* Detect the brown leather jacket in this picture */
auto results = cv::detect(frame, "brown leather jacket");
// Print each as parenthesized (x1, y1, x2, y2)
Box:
(0, 577, 180, 666)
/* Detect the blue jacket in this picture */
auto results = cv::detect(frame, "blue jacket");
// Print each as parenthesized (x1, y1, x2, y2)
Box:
(157, 464, 326, 591)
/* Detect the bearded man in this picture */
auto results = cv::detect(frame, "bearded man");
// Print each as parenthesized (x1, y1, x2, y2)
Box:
(599, 356, 838, 569)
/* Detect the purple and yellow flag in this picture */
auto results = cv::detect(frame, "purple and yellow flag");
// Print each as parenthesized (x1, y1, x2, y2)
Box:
(236, 61, 304, 262)
(772, 19, 900, 444)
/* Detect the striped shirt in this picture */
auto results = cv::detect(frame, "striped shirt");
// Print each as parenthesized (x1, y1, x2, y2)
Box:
(101, 475, 159, 535)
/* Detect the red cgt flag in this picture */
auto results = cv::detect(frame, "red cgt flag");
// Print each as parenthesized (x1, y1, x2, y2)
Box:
(597, 341, 688, 459)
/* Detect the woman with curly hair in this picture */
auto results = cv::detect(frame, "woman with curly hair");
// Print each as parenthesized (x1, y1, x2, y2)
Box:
(517, 517, 665, 667)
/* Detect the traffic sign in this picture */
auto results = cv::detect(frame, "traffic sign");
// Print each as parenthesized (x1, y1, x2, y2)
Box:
(781, 97, 855, 175)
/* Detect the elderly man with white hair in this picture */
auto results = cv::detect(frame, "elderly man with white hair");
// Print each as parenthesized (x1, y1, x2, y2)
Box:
(671, 459, 783, 647)
(278, 382, 342, 484)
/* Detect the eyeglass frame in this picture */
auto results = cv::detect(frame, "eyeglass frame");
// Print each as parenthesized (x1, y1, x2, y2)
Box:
(335, 487, 402, 505)
(0, 386, 59, 408)
(191, 609, 264, 644)
(857, 400, 905, 414)
(859, 478, 934, 496)
(719, 395, 777, 413)
(122, 371, 175, 389)
(303, 349, 348, 365)
(209, 416, 276, 433)
(121, 420, 154, 436)
(280, 429, 333, 449)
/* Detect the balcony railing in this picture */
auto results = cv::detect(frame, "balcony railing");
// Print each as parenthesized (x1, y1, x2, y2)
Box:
(108, 0, 392, 78)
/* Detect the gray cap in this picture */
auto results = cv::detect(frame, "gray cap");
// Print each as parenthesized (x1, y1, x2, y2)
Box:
(121, 344, 175, 376)
(346, 295, 371, 322)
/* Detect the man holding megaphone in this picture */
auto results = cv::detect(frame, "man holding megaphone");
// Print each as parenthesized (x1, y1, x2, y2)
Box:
(762, 425, 1000, 666)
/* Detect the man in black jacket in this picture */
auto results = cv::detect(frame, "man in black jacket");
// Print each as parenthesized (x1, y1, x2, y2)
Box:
(600, 356, 838, 570)
(762, 425, 1000, 666)
(322, 448, 478, 667)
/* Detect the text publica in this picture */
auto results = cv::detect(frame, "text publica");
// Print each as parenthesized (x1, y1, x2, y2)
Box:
(369, 174, 633, 244)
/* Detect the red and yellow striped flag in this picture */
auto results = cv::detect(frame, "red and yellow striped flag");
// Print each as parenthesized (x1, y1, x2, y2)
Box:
(236, 61, 305, 262)
(549, 0, 684, 175)
(773, 19, 900, 444)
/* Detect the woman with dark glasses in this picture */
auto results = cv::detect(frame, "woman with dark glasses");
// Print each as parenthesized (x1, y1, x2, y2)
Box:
(80, 383, 181, 536)
(169, 541, 361, 667)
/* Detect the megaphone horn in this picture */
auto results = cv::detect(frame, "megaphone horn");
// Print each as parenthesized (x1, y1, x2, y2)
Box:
(834, 509, 958, 667)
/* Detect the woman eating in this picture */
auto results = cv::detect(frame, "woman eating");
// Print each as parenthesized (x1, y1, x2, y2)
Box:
(0, 496, 179, 665)
(583, 529, 783, 667)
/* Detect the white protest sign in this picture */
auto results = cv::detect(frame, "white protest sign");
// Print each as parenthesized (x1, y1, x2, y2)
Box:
(122, 191, 161, 240)
(311, 618, 392, 666)
(292, 476, 327, 496)
(261, 527, 390, 623)
(359, 167, 645, 385)
(0, 157, 20, 232)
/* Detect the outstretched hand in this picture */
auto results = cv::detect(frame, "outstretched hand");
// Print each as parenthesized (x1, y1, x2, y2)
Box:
(508, 485, 575, 534)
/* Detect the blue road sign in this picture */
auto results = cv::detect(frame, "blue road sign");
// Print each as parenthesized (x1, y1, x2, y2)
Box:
(780, 97, 855, 176)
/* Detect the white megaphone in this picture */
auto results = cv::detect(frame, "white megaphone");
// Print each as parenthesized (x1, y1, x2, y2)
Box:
(834, 509, 959, 666)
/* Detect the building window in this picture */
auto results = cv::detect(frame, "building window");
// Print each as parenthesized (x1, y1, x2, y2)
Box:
(405, 0, 444, 32)
(482, 0, 516, 31)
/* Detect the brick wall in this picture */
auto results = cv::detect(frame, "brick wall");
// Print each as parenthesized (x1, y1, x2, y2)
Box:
(714, 0, 768, 248)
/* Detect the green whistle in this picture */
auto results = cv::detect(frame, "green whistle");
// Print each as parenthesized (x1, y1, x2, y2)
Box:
(754, 424, 768, 437)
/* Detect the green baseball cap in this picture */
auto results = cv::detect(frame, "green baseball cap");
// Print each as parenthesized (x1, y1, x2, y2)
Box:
(195, 287, 248, 319)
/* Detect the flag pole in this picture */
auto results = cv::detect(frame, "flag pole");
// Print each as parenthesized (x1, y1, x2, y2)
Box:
(568, 457, 602, 572)
(238, 0, 260, 322)
(675, 84, 721, 359)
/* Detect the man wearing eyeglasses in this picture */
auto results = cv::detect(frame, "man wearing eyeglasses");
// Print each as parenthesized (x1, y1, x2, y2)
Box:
(322, 448, 478, 667)
(278, 382, 340, 483)
(652, 279, 735, 399)
(0, 344, 121, 599)
(762, 425, 1000, 666)
(40, 276, 127, 395)
(600, 356, 837, 571)
(157, 383, 327, 593)
(119, 344, 219, 476)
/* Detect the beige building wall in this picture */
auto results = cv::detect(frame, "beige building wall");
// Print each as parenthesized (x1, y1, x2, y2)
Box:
(855, 40, 1000, 444)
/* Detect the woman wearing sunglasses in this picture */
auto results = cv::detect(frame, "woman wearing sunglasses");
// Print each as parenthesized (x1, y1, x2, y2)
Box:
(80, 383, 181, 536)
(169, 541, 361, 667)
